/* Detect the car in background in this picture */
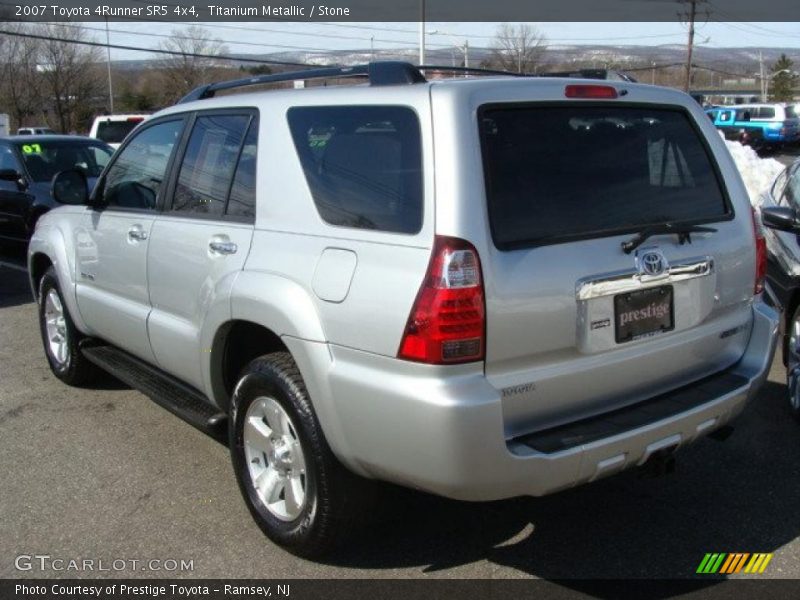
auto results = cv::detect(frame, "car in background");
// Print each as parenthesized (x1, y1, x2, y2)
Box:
(705, 107, 766, 150)
(729, 103, 800, 147)
(17, 127, 57, 135)
(759, 159, 800, 417)
(89, 114, 149, 149)
(0, 135, 113, 243)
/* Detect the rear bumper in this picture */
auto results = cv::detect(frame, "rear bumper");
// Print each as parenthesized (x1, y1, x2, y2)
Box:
(305, 299, 778, 502)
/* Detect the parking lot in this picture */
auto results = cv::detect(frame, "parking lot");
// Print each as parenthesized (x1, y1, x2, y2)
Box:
(1, 141, 800, 581)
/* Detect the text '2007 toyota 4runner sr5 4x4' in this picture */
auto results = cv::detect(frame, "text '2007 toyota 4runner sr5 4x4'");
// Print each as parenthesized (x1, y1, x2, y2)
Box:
(28, 62, 779, 557)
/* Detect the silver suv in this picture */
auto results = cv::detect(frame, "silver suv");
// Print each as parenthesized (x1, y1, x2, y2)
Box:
(28, 62, 779, 557)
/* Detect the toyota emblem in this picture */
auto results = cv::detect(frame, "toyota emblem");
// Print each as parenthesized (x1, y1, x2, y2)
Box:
(638, 249, 668, 277)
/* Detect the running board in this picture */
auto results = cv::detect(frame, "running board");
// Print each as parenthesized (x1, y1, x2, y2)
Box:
(81, 342, 227, 440)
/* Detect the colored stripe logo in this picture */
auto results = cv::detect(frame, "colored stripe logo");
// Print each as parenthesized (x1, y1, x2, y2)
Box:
(696, 553, 773, 574)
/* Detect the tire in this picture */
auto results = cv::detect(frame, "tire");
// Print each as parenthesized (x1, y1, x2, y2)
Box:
(38, 267, 96, 386)
(786, 304, 800, 422)
(230, 352, 372, 557)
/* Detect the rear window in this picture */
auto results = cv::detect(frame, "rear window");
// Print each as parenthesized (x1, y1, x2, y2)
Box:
(787, 105, 798, 119)
(96, 119, 143, 144)
(287, 106, 423, 234)
(479, 105, 729, 249)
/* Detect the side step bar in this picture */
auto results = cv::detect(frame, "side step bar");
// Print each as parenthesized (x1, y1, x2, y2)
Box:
(82, 342, 227, 440)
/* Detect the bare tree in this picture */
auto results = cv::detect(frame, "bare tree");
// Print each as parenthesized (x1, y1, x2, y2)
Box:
(0, 22, 46, 130)
(35, 23, 104, 133)
(486, 23, 547, 74)
(155, 26, 229, 103)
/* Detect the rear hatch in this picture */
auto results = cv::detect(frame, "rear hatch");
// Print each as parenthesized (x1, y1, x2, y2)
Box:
(433, 81, 757, 438)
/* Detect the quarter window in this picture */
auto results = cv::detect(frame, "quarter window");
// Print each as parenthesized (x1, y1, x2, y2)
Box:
(287, 106, 423, 234)
(172, 114, 250, 218)
(101, 119, 183, 210)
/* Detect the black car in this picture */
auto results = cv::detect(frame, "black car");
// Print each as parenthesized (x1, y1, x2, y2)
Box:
(0, 135, 114, 243)
(760, 158, 800, 416)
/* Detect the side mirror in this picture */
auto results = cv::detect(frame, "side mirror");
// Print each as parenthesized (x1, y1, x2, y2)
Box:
(762, 206, 800, 233)
(51, 169, 88, 205)
(0, 168, 22, 182)
(0, 168, 28, 191)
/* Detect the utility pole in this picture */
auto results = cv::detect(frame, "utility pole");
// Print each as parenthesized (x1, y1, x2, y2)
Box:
(104, 17, 114, 113)
(759, 51, 766, 101)
(418, 0, 425, 65)
(682, 0, 697, 93)
(679, 0, 709, 93)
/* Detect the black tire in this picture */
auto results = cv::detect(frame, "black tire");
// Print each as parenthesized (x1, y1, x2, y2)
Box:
(38, 267, 96, 386)
(230, 352, 372, 558)
(786, 304, 800, 422)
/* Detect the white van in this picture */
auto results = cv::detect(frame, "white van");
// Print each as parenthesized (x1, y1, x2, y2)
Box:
(88, 114, 149, 149)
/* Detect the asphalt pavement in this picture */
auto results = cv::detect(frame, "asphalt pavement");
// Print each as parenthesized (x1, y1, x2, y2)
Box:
(1, 196, 800, 584)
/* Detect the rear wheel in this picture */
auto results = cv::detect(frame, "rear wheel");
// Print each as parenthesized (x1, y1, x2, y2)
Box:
(38, 267, 96, 386)
(230, 352, 373, 557)
(786, 305, 800, 421)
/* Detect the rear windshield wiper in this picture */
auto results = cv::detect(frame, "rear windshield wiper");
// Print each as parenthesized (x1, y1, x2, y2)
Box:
(621, 222, 718, 254)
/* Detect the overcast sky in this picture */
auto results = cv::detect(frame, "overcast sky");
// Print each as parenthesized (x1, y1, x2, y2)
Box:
(71, 21, 800, 61)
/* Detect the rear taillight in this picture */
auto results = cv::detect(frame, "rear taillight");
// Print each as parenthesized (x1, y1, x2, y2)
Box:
(564, 84, 618, 99)
(398, 236, 485, 364)
(752, 207, 766, 295)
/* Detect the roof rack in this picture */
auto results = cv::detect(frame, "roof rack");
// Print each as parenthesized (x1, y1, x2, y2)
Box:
(418, 65, 528, 78)
(177, 61, 527, 103)
(178, 61, 426, 103)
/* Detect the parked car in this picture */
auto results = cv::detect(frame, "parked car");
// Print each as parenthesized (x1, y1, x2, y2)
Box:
(759, 159, 800, 416)
(705, 107, 766, 149)
(0, 135, 113, 244)
(28, 63, 778, 557)
(728, 103, 800, 147)
(88, 114, 149, 149)
(17, 127, 56, 135)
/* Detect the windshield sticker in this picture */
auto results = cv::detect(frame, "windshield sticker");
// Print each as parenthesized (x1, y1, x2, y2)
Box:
(21, 143, 42, 155)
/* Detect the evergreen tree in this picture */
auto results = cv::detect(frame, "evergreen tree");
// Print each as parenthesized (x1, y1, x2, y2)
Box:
(769, 54, 798, 103)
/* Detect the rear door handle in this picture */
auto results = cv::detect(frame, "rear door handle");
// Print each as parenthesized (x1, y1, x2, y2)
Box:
(127, 226, 148, 242)
(209, 240, 238, 255)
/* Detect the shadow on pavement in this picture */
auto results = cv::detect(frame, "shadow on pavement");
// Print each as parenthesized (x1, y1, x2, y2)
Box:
(320, 379, 798, 587)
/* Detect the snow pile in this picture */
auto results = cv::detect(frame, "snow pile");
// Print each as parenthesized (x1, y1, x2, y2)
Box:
(722, 136, 785, 208)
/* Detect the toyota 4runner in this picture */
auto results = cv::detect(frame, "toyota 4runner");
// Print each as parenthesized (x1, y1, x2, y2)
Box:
(28, 62, 779, 557)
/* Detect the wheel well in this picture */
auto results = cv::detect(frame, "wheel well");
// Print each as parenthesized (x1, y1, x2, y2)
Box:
(29, 253, 53, 300)
(214, 320, 288, 410)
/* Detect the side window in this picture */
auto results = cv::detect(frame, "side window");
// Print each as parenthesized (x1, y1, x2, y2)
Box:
(172, 114, 250, 218)
(0, 145, 20, 172)
(287, 105, 423, 234)
(772, 168, 789, 204)
(226, 120, 257, 220)
(102, 119, 183, 210)
(88, 146, 113, 171)
(784, 166, 800, 207)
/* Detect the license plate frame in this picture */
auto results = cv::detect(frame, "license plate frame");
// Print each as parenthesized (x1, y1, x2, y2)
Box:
(614, 285, 674, 344)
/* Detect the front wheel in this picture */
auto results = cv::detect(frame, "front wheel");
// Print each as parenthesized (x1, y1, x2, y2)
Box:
(230, 352, 372, 557)
(37, 267, 97, 386)
(786, 305, 800, 421)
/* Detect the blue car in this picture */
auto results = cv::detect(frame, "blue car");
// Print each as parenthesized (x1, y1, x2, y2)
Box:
(705, 107, 766, 149)
(0, 135, 114, 243)
(729, 104, 800, 146)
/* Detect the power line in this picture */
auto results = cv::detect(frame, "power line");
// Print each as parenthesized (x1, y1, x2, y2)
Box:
(0, 29, 319, 67)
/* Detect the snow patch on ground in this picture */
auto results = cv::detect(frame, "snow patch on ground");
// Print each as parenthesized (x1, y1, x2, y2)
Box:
(722, 135, 785, 208)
